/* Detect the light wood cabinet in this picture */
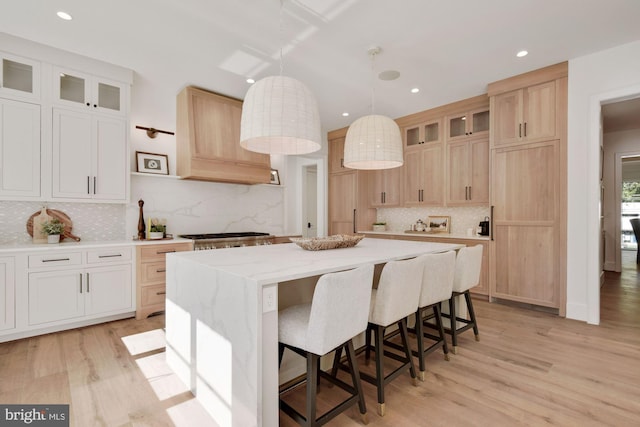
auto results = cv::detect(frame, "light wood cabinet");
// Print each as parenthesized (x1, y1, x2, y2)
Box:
(53, 66, 127, 116)
(403, 119, 441, 149)
(328, 133, 376, 234)
(488, 62, 567, 315)
(52, 108, 127, 201)
(492, 80, 557, 146)
(0, 98, 40, 198)
(136, 241, 193, 320)
(446, 108, 489, 142)
(176, 86, 271, 184)
(369, 166, 402, 207)
(0, 51, 40, 102)
(0, 257, 15, 332)
(446, 138, 489, 206)
(403, 144, 443, 206)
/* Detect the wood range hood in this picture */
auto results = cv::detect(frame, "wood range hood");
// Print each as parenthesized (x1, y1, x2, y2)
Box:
(176, 86, 271, 185)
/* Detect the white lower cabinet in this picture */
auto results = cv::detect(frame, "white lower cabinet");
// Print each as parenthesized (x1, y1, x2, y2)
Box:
(24, 246, 133, 330)
(0, 257, 15, 331)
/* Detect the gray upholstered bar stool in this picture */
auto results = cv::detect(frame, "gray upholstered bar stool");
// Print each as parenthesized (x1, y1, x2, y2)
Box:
(412, 250, 456, 381)
(357, 255, 424, 417)
(443, 244, 483, 354)
(278, 264, 374, 426)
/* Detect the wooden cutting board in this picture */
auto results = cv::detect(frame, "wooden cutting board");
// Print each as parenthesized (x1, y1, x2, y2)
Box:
(26, 209, 81, 242)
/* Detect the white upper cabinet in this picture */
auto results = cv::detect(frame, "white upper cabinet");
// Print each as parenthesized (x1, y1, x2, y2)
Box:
(52, 108, 127, 201)
(0, 52, 40, 102)
(53, 66, 126, 116)
(0, 98, 41, 198)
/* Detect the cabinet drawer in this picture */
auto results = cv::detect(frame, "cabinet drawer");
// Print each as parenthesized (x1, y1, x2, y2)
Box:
(28, 252, 82, 269)
(141, 284, 166, 307)
(139, 243, 192, 262)
(140, 261, 166, 284)
(86, 247, 132, 264)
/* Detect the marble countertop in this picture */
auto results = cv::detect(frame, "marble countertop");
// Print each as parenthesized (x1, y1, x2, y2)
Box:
(169, 237, 464, 286)
(0, 237, 193, 254)
(361, 230, 491, 241)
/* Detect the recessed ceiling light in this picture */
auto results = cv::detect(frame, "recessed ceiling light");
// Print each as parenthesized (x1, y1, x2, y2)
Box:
(378, 70, 400, 81)
(342, 112, 349, 117)
(246, 78, 255, 84)
(56, 11, 73, 20)
(410, 88, 420, 94)
(516, 50, 528, 58)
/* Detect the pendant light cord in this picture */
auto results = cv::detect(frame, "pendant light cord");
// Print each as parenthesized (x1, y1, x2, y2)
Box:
(370, 49, 377, 114)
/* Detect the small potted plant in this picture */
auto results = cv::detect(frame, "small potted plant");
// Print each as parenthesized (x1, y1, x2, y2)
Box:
(149, 223, 165, 240)
(41, 219, 64, 243)
(372, 222, 387, 232)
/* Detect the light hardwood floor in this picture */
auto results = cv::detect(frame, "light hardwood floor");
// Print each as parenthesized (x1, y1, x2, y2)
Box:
(1, 254, 639, 426)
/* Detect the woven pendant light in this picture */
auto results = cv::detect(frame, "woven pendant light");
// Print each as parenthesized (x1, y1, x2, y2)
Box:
(343, 46, 403, 170)
(240, 75, 321, 155)
(239, 0, 321, 155)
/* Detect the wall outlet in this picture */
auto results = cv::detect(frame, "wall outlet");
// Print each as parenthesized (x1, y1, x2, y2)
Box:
(262, 285, 277, 313)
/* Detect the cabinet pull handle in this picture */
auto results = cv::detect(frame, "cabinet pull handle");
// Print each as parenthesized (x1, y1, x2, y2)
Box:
(157, 250, 176, 254)
(519, 123, 522, 138)
(87, 176, 90, 194)
(156, 291, 166, 296)
(353, 209, 357, 233)
(86, 102, 90, 107)
(86, 273, 90, 292)
(156, 268, 166, 273)
(490, 205, 494, 241)
(43, 258, 70, 262)
(98, 254, 122, 258)
(93, 176, 97, 194)
(468, 186, 472, 200)
(381, 192, 384, 204)
(524, 122, 527, 137)
(340, 158, 344, 168)
(79, 273, 83, 293)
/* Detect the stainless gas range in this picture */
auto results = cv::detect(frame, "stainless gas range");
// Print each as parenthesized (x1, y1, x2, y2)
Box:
(178, 232, 274, 250)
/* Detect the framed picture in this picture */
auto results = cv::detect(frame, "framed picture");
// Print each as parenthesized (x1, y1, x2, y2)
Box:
(136, 151, 169, 175)
(427, 215, 450, 233)
(269, 169, 280, 185)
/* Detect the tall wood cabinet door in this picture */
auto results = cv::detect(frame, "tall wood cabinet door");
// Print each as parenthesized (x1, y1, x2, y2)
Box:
(329, 172, 356, 234)
(421, 145, 444, 205)
(492, 90, 522, 146)
(28, 270, 85, 325)
(446, 141, 469, 205)
(469, 138, 489, 204)
(329, 137, 346, 173)
(0, 98, 40, 198)
(403, 150, 422, 206)
(0, 257, 15, 331)
(85, 265, 132, 315)
(93, 116, 126, 200)
(52, 108, 92, 199)
(523, 81, 556, 142)
(491, 140, 560, 308)
(369, 167, 401, 207)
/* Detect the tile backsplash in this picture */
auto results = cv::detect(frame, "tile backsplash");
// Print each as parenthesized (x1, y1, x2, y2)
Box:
(0, 201, 126, 244)
(377, 206, 490, 234)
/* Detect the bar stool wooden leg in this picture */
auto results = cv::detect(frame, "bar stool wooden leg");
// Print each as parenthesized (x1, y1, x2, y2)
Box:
(398, 319, 418, 386)
(464, 291, 480, 341)
(365, 326, 372, 366)
(374, 324, 386, 417)
(306, 353, 319, 425)
(415, 307, 426, 381)
(449, 296, 458, 354)
(433, 303, 450, 361)
(345, 340, 368, 424)
(278, 343, 285, 368)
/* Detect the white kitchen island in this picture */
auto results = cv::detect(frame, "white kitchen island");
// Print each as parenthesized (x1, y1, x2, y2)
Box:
(165, 237, 464, 427)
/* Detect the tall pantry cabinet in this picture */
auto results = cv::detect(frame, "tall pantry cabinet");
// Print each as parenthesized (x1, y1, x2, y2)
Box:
(328, 128, 376, 234)
(488, 62, 568, 315)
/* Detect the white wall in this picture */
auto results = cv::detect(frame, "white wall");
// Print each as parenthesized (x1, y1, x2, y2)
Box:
(602, 129, 640, 272)
(567, 39, 640, 324)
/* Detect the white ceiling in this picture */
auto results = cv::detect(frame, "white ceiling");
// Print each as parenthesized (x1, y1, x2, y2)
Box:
(3, 0, 640, 133)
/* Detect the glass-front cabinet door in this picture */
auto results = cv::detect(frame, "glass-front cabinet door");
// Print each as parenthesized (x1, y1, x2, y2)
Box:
(447, 108, 489, 141)
(0, 52, 40, 101)
(404, 119, 441, 149)
(54, 66, 125, 115)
